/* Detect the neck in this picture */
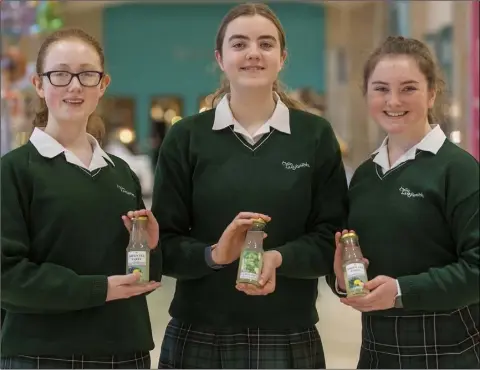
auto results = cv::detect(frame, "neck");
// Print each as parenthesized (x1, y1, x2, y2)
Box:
(387, 120, 432, 154)
(228, 87, 276, 129)
(43, 118, 90, 150)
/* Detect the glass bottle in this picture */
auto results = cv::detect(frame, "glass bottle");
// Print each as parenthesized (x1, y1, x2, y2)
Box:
(341, 232, 369, 297)
(126, 216, 150, 284)
(236, 218, 266, 286)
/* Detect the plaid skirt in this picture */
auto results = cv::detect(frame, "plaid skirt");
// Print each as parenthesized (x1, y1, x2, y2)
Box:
(158, 318, 325, 369)
(358, 305, 480, 369)
(0, 352, 150, 369)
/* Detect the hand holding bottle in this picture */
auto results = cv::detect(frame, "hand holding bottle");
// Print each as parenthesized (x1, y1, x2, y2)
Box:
(236, 250, 282, 296)
(122, 209, 159, 250)
(106, 273, 161, 302)
(211, 212, 270, 265)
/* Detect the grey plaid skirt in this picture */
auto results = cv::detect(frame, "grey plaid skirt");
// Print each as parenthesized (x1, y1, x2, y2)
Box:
(358, 304, 480, 369)
(0, 352, 150, 369)
(158, 318, 325, 369)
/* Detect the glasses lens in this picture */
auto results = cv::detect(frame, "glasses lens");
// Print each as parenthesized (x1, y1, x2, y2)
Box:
(49, 72, 72, 86)
(79, 72, 101, 86)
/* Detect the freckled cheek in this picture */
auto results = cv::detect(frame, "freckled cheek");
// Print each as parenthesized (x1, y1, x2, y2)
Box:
(43, 87, 65, 111)
(84, 90, 102, 111)
(366, 95, 385, 117)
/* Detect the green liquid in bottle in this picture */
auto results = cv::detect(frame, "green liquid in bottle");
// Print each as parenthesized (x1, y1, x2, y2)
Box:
(236, 219, 266, 286)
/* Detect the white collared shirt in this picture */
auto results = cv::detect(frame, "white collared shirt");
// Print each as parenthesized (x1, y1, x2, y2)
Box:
(372, 125, 447, 174)
(30, 127, 115, 172)
(212, 93, 290, 145)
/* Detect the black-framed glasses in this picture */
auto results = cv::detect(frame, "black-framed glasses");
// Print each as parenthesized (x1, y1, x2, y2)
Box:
(40, 71, 104, 87)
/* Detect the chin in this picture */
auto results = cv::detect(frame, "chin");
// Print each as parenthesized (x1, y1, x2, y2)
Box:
(238, 75, 272, 85)
(380, 122, 410, 135)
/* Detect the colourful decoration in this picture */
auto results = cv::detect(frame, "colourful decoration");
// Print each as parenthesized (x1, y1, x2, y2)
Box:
(0, 0, 63, 40)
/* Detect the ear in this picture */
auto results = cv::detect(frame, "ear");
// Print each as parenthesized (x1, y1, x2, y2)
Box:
(279, 49, 287, 71)
(98, 74, 111, 98)
(427, 88, 436, 109)
(215, 50, 225, 72)
(31, 74, 45, 99)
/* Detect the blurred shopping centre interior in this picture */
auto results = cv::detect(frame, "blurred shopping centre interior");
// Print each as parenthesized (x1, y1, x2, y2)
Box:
(2, 0, 478, 190)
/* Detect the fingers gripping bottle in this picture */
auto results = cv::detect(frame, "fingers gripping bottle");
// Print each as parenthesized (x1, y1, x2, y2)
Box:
(341, 232, 369, 297)
(126, 216, 150, 283)
(236, 218, 266, 286)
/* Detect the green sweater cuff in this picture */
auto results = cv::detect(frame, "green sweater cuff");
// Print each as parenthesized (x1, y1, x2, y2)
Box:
(86, 276, 108, 308)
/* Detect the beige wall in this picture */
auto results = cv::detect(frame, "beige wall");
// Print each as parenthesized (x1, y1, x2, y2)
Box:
(410, 0, 470, 150)
(325, 2, 388, 167)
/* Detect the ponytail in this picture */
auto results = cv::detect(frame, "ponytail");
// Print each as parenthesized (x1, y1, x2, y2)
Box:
(209, 77, 304, 110)
(32, 98, 106, 145)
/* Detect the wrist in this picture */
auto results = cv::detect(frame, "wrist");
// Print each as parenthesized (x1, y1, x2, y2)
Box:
(268, 250, 283, 268)
(210, 244, 221, 265)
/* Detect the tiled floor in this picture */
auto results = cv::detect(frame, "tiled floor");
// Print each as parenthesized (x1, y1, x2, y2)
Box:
(146, 277, 362, 369)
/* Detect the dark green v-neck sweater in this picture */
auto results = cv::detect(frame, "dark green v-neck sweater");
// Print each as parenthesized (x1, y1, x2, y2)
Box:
(345, 140, 479, 315)
(152, 108, 348, 329)
(1, 143, 162, 356)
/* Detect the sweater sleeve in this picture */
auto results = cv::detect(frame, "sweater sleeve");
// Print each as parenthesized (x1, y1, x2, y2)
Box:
(1, 154, 108, 313)
(397, 155, 480, 311)
(151, 122, 216, 281)
(273, 123, 349, 279)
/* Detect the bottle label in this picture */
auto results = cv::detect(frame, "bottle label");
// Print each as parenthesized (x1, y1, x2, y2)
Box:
(345, 263, 368, 295)
(238, 250, 262, 282)
(127, 251, 148, 281)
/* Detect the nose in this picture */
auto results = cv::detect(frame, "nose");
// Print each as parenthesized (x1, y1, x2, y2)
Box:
(246, 45, 261, 60)
(67, 75, 83, 91)
(386, 90, 402, 107)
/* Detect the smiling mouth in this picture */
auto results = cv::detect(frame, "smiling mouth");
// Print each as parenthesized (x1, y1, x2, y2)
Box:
(240, 66, 265, 71)
(63, 99, 84, 105)
(384, 111, 408, 117)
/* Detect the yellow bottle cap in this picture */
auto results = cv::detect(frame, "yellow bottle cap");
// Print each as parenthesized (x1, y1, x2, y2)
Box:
(136, 216, 148, 221)
(340, 232, 358, 240)
(252, 217, 266, 224)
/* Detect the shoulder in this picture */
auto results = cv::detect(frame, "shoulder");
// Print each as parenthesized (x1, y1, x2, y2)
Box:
(106, 153, 139, 178)
(166, 109, 216, 138)
(289, 109, 334, 136)
(439, 141, 479, 195)
(349, 158, 375, 186)
(440, 140, 479, 172)
(1, 143, 35, 172)
(289, 109, 339, 152)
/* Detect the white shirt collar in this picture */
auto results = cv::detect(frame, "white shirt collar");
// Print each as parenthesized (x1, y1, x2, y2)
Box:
(30, 127, 115, 171)
(372, 125, 446, 172)
(212, 93, 290, 135)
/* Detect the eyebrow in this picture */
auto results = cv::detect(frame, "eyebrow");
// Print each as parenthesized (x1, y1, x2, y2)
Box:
(228, 34, 277, 42)
(371, 80, 420, 85)
(49, 63, 98, 69)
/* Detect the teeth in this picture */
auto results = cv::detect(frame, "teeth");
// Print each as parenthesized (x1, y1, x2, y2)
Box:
(386, 112, 406, 117)
(64, 100, 83, 104)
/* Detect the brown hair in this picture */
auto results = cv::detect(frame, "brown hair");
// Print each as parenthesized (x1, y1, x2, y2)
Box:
(363, 36, 446, 124)
(210, 3, 303, 110)
(33, 28, 106, 143)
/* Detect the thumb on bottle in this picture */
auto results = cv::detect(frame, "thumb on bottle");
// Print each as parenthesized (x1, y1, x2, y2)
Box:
(123, 272, 141, 285)
(364, 275, 385, 290)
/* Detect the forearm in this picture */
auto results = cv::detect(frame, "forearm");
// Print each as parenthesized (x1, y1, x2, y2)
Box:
(161, 234, 217, 280)
(274, 230, 335, 279)
(1, 259, 108, 313)
(398, 255, 479, 311)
